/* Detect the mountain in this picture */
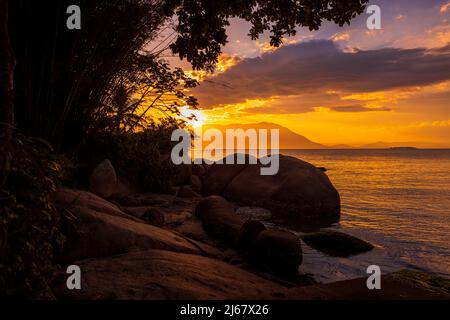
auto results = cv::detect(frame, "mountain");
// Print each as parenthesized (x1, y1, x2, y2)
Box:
(202, 122, 327, 149)
(359, 141, 419, 149)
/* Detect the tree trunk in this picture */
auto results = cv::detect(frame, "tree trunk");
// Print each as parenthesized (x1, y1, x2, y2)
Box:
(0, 0, 15, 186)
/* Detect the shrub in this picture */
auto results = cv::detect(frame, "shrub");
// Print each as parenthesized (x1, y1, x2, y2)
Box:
(84, 120, 188, 192)
(0, 133, 67, 297)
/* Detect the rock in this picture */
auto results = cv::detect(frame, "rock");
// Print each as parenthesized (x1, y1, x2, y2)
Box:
(247, 230, 303, 276)
(192, 164, 207, 177)
(195, 195, 245, 244)
(288, 270, 450, 300)
(301, 230, 374, 257)
(141, 207, 165, 227)
(202, 155, 251, 195)
(89, 159, 118, 198)
(52, 249, 287, 300)
(54, 188, 218, 262)
(237, 220, 267, 251)
(189, 174, 202, 191)
(203, 154, 340, 221)
(178, 185, 201, 198)
(54, 188, 139, 221)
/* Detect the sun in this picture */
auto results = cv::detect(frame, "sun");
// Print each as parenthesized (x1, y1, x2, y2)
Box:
(179, 106, 206, 128)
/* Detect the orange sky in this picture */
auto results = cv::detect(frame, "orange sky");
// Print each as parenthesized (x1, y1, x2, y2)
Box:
(179, 1, 450, 148)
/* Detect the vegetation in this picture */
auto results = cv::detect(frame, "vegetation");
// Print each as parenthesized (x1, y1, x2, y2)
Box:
(85, 120, 188, 191)
(0, 134, 67, 297)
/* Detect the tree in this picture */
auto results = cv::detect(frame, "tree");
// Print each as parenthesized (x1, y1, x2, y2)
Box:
(0, 0, 15, 186)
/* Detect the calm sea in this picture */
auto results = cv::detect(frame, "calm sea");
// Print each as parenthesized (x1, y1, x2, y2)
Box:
(281, 149, 450, 283)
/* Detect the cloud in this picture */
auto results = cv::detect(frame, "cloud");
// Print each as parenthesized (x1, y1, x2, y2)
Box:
(395, 14, 407, 21)
(193, 40, 450, 109)
(331, 32, 351, 42)
(440, 1, 450, 13)
(329, 106, 392, 112)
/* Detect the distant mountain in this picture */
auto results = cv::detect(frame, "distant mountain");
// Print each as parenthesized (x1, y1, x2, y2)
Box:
(328, 144, 355, 149)
(202, 122, 327, 149)
(359, 141, 419, 149)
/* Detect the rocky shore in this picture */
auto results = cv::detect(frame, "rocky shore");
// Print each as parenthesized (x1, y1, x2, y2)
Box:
(47, 155, 450, 300)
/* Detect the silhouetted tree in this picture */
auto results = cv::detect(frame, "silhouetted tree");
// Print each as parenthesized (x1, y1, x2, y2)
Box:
(0, 0, 15, 186)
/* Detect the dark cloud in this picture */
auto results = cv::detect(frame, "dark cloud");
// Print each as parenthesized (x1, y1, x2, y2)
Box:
(194, 40, 450, 109)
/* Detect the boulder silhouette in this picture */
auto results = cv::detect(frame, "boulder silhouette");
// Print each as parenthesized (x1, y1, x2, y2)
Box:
(195, 195, 244, 244)
(203, 154, 340, 221)
(247, 229, 303, 276)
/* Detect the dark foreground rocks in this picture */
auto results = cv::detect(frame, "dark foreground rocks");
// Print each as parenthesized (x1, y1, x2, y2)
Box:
(195, 196, 303, 277)
(52, 249, 449, 300)
(202, 154, 340, 222)
(53, 249, 287, 300)
(248, 230, 302, 276)
(195, 195, 244, 244)
(301, 230, 374, 257)
(288, 270, 450, 300)
(54, 188, 220, 262)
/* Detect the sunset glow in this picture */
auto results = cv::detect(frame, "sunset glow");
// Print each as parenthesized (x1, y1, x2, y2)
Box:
(186, 1, 450, 148)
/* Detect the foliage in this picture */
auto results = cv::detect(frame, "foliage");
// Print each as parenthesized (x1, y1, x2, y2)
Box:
(85, 119, 187, 191)
(0, 133, 67, 297)
(92, 56, 199, 135)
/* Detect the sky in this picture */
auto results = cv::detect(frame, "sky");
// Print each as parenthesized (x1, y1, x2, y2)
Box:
(179, 0, 450, 147)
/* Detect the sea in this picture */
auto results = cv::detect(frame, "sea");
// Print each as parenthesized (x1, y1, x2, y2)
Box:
(279, 149, 450, 283)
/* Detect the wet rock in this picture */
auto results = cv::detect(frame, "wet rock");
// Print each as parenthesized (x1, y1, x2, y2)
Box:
(301, 230, 374, 257)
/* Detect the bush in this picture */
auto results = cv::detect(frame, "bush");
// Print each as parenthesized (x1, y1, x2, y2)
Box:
(84, 120, 188, 192)
(0, 133, 67, 297)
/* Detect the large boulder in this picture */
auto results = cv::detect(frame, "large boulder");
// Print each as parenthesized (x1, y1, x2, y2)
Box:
(52, 249, 287, 300)
(195, 196, 244, 244)
(203, 154, 340, 221)
(301, 230, 374, 257)
(89, 159, 117, 198)
(247, 230, 303, 276)
(54, 188, 219, 262)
